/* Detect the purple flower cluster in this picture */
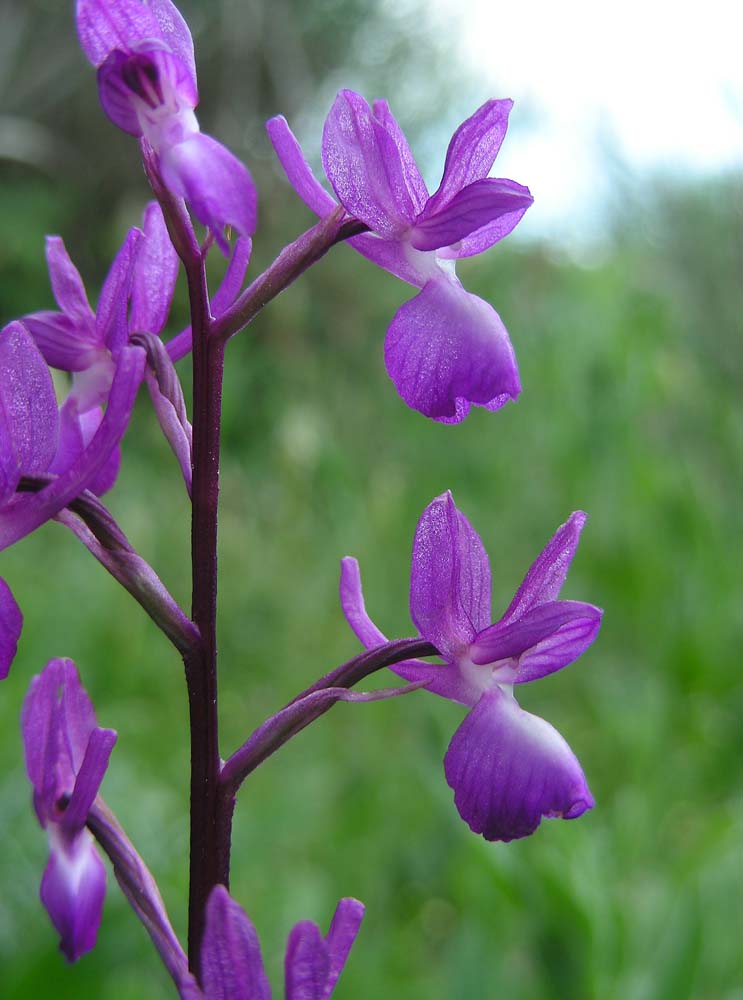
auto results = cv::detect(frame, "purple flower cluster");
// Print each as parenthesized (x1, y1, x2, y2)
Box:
(0, 0, 605, 993)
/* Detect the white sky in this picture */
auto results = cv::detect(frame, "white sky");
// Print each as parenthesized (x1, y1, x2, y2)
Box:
(427, 0, 743, 244)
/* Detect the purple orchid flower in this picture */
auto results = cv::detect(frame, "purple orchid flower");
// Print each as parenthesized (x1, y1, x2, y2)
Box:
(340, 491, 602, 842)
(198, 885, 364, 999)
(21, 658, 117, 961)
(76, 0, 257, 254)
(23, 202, 177, 494)
(267, 92, 532, 422)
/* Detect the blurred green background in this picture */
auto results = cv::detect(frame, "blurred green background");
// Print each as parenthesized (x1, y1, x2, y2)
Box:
(1, 1, 741, 998)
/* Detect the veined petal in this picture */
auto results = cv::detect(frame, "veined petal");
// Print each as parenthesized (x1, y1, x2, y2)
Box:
(384, 277, 520, 422)
(0, 577, 22, 680)
(0, 346, 144, 552)
(22, 659, 99, 792)
(22, 311, 100, 372)
(201, 885, 272, 1000)
(45, 236, 95, 327)
(470, 600, 603, 682)
(444, 687, 594, 842)
(96, 227, 142, 354)
(371, 99, 428, 215)
(411, 177, 532, 252)
(324, 899, 365, 998)
(410, 492, 492, 659)
(266, 115, 337, 217)
(501, 512, 588, 626)
(41, 828, 106, 962)
(159, 132, 257, 255)
(149, 0, 196, 87)
(322, 90, 417, 236)
(426, 99, 513, 216)
(130, 202, 179, 335)
(0, 321, 59, 505)
(76, 0, 163, 67)
(285, 921, 330, 1000)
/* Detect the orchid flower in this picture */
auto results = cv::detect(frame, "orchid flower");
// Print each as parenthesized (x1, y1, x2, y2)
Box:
(23, 202, 177, 493)
(76, 0, 256, 254)
(267, 92, 532, 422)
(22, 659, 117, 961)
(198, 886, 364, 999)
(340, 492, 602, 841)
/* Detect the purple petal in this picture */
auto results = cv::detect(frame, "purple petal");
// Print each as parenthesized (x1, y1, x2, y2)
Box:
(266, 115, 337, 217)
(426, 99, 513, 216)
(201, 885, 271, 1000)
(470, 600, 603, 682)
(76, 0, 163, 66)
(411, 177, 532, 252)
(323, 898, 365, 997)
(501, 512, 588, 626)
(22, 659, 98, 793)
(0, 345, 144, 552)
(96, 227, 142, 354)
(130, 202, 179, 335)
(348, 232, 429, 287)
(322, 90, 417, 236)
(0, 321, 59, 504)
(158, 132, 257, 254)
(210, 236, 252, 316)
(149, 0, 196, 87)
(0, 577, 22, 680)
(45, 236, 95, 327)
(41, 828, 106, 962)
(444, 687, 594, 842)
(22, 311, 101, 373)
(339, 556, 388, 648)
(370, 99, 428, 214)
(63, 727, 117, 831)
(285, 921, 330, 1000)
(409, 491, 491, 657)
(384, 277, 520, 422)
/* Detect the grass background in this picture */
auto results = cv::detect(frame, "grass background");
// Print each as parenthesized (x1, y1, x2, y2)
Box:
(1, 1, 742, 997)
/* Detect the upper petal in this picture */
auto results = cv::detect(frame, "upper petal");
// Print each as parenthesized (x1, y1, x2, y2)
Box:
(323, 898, 365, 998)
(266, 115, 338, 217)
(443, 687, 594, 842)
(22, 311, 101, 372)
(44, 236, 95, 327)
(470, 599, 603, 682)
(62, 727, 117, 832)
(40, 828, 106, 962)
(370, 99, 428, 214)
(96, 226, 143, 354)
(130, 201, 179, 336)
(501, 512, 588, 626)
(0, 577, 22, 680)
(411, 177, 532, 253)
(158, 132, 257, 255)
(149, 0, 196, 86)
(410, 491, 491, 657)
(384, 277, 520, 422)
(426, 99, 513, 215)
(285, 921, 330, 1000)
(201, 885, 272, 1000)
(322, 90, 418, 236)
(76, 0, 163, 67)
